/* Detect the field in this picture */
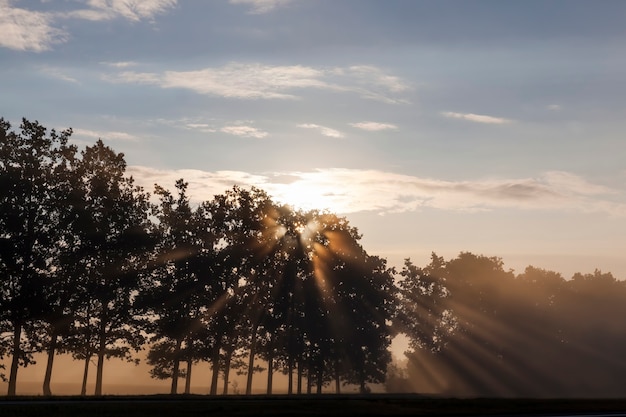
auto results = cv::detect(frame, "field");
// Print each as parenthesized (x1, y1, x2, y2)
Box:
(2, 395, 626, 417)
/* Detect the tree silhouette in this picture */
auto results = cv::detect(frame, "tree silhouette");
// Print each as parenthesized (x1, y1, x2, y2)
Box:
(140, 179, 205, 394)
(67, 140, 152, 395)
(193, 186, 275, 395)
(0, 118, 75, 395)
(396, 256, 454, 353)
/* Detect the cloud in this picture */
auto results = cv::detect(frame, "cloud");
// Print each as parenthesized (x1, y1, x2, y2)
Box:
(126, 166, 626, 217)
(184, 123, 217, 133)
(220, 125, 268, 138)
(349, 122, 397, 131)
(297, 124, 344, 138)
(0, 1, 67, 51)
(0, 1, 177, 52)
(101, 61, 138, 68)
(64, 0, 178, 22)
(127, 166, 271, 197)
(39, 66, 80, 83)
(229, 0, 292, 14)
(347, 66, 409, 93)
(547, 104, 561, 111)
(338, 66, 412, 104)
(73, 128, 137, 141)
(104, 62, 411, 103)
(442, 111, 512, 124)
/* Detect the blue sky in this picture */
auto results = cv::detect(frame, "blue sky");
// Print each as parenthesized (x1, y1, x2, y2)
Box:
(2, 0, 626, 278)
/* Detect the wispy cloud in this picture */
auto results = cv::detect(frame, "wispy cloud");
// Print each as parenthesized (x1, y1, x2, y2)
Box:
(73, 128, 138, 141)
(0, 0, 67, 51)
(349, 121, 397, 131)
(297, 123, 344, 138)
(339, 66, 412, 104)
(347, 65, 409, 93)
(184, 123, 217, 133)
(39, 66, 80, 83)
(63, 0, 178, 22)
(0, 0, 177, 52)
(229, 0, 293, 14)
(220, 125, 268, 138)
(442, 111, 512, 124)
(127, 167, 626, 217)
(101, 61, 138, 68)
(104, 62, 411, 103)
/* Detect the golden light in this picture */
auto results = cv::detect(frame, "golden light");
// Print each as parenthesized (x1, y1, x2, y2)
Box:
(269, 177, 349, 214)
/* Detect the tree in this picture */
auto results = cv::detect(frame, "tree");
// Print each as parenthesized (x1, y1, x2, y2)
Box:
(140, 179, 206, 394)
(67, 140, 152, 395)
(0, 118, 75, 395)
(256, 209, 396, 394)
(203, 186, 276, 395)
(396, 255, 454, 353)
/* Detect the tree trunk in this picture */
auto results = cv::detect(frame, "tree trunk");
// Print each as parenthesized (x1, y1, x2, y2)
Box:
(334, 358, 341, 394)
(287, 356, 293, 394)
(359, 368, 366, 394)
(209, 338, 222, 395)
(266, 347, 274, 394)
(316, 375, 322, 394)
(297, 358, 303, 394)
(43, 330, 59, 396)
(316, 363, 323, 394)
(184, 357, 192, 394)
(170, 337, 182, 394)
(7, 320, 22, 396)
(222, 348, 232, 395)
(245, 322, 259, 395)
(307, 356, 313, 394)
(307, 373, 312, 394)
(94, 319, 106, 396)
(95, 350, 105, 395)
(81, 355, 90, 396)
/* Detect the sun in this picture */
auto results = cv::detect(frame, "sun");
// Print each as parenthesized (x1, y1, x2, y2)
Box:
(268, 176, 348, 213)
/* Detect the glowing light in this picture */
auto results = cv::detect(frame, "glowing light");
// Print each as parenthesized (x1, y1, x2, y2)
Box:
(268, 174, 351, 213)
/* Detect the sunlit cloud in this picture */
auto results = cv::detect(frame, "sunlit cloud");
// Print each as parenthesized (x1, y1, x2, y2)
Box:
(73, 128, 138, 141)
(63, 0, 178, 22)
(349, 122, 398, 131)
(442, 111, 512, 124)
(127, 166, 626, 217)
(0, 1, 177, 52)
(127, 166, 270, 197)
(104, 62, 411, 103)
(229, 0, 293, 14)
(0, 0, 67, 51)
(297, 123, 344, 138)
(220, 125, 268, 138)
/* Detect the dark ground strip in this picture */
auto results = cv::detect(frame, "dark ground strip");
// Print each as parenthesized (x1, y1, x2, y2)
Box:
(1, 395, 626, 417)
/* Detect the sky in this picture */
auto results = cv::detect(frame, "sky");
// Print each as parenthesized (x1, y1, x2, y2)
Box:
(1, 0, 626, 280)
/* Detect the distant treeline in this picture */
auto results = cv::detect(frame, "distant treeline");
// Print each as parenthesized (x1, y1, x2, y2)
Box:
(1, 118, 625, 398)
(390, 254, 626, 397)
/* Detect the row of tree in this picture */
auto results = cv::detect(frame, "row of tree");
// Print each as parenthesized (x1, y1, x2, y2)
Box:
(0, 118, 394, 396)
(392, 253, 626, 397)
(2, 118, 625, 398)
